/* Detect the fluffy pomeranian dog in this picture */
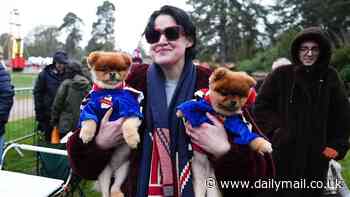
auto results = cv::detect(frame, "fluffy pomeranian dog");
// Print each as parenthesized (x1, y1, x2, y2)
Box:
(177, 67, 272, 197)
(79, 51, 143, 197)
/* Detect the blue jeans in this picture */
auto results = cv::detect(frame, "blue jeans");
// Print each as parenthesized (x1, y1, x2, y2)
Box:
(0, 134, 4, 165)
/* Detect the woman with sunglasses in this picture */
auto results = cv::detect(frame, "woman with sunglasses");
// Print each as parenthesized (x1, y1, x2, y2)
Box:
(67, 5, 273, 197)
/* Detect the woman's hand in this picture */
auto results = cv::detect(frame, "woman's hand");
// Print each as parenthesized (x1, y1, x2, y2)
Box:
(95, 108, 125, 150)
(185, 112, 231, 159)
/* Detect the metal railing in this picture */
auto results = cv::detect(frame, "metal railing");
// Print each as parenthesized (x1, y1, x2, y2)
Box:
(5, 87, 36, 145)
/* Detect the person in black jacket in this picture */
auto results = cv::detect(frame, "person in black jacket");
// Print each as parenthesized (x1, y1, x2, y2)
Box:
(0, 58, 14, 165)
(254, 27, 350, 197)
(33, 51, 69, 142)
(51, 61, 91, 138)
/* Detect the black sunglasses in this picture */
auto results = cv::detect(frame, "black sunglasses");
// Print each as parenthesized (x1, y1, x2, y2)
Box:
(145, 25, 184, 44)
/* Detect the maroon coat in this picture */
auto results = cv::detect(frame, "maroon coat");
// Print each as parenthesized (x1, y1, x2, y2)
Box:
(67, 64, 274, 196)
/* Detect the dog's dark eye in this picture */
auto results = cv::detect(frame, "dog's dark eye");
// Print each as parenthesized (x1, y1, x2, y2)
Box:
(94, 68, 108, 72)
(219, 90, 245, 97)
(220, 91, 229, 96)
(116, 68, 127, 72)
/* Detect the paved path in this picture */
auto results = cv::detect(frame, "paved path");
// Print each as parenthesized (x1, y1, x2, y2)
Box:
(9, 98, 35, 121)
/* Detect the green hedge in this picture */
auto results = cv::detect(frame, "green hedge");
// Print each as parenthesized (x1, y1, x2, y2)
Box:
(237, 28, 299, 72)
(340, 65, 350, 81)
(331, 46, 350, 70)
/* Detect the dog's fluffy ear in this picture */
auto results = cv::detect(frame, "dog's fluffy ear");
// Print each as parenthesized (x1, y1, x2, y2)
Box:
(240, 72, 256, 87)
(209, 67, 228, 84)
(121, 52, 132, 65)
(87, 51, 100, 69)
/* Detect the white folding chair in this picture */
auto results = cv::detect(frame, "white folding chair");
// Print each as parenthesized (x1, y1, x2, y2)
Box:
(0, 143, 73, 197)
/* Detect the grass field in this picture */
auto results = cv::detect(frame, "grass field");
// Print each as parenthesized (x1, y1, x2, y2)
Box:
(10, 72, 37, 88)
(340, 153, 350, 187)
(5, 118, 36, 142)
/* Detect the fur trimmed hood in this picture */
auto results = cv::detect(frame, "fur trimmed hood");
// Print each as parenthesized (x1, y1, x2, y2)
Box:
(291, 26, 332, 71)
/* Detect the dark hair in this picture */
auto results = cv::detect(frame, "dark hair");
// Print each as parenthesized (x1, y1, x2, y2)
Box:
(144, 5, 197, 60)
(64, 60, 92, 82)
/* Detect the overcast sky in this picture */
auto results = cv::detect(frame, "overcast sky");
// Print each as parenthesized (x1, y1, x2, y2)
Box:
(0, 0, 191, 54)
(1, 0, 273, 55)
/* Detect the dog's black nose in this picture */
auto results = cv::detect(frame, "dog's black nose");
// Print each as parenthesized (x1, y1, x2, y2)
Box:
(110, 72, 116, 80)
(229, 100, 237, 108)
